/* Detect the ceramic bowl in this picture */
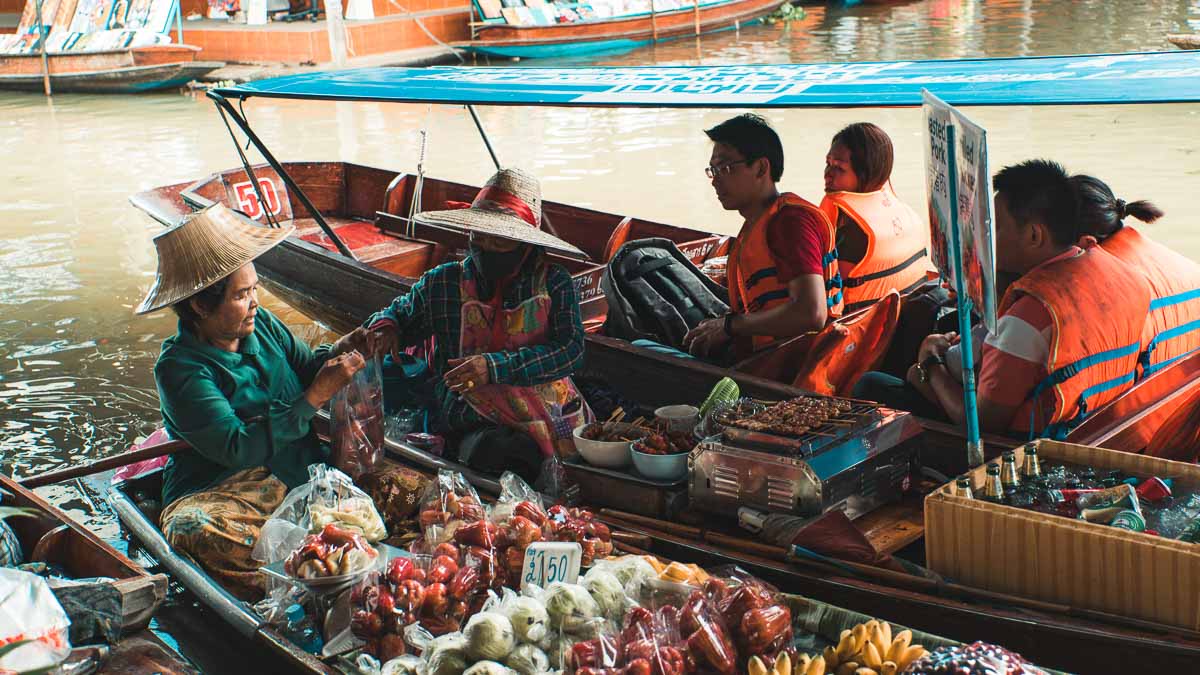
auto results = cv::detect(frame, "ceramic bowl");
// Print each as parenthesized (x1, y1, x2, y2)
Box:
(572, 423, 644, 469)
(630, 443, 689, 481)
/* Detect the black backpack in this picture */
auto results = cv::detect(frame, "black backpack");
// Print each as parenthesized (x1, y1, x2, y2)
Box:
(601, 238, 730, 349)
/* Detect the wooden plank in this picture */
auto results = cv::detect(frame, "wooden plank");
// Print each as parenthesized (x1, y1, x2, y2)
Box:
(853, 497, 925, 556)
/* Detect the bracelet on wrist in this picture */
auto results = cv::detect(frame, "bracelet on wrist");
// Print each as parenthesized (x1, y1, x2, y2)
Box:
(723, 313, 736, 337)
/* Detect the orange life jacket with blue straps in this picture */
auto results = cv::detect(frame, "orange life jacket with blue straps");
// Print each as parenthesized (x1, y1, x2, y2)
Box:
(819, 184, 934, 312)
(1097, 226, 1200, 379)
(1000, 245, 1152, 440)
(727, 193, 843, 352)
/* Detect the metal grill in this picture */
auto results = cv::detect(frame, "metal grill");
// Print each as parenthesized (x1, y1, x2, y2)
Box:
(722, 397, 880, 457)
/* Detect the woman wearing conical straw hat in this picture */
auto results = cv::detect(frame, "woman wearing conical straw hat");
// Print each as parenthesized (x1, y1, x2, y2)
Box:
(365, 168, 594, 479)
(137, 204, 373, 600)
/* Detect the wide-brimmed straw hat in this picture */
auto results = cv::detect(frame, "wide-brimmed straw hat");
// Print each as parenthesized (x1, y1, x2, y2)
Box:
(413, 168, 587, 259)
(136, 204, 293, 315)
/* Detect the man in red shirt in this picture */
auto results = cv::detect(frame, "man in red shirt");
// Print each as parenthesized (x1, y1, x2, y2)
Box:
(683, 114, 840, 359)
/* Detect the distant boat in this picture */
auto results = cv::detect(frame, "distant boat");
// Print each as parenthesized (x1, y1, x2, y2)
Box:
(1168, 33, 1200, 50)
(458, 0, 781, 59)
(0, 44, 223, 93)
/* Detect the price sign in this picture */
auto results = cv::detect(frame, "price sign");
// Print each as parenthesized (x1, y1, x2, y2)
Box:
(521, 542, 581, 590)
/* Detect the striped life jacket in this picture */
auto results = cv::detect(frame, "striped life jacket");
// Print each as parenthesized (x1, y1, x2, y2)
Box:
(1097, 226, 1200, 379)
(1001, 245, 1152, 440)
(727, 193, 843, 352)
(820, 184, 934, 312)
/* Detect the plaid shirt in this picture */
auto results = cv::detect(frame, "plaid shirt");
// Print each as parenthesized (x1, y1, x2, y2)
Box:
(367, 255, 585, 432)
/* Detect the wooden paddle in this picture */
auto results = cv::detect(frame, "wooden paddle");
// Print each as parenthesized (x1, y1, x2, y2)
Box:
(20, 439, 191, 490)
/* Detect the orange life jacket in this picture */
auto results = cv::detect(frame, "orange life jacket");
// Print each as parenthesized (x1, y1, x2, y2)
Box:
(820, 185, 934, 312)
(1097, 226, 1200, 379)
(727, 193, 842, 352)
(794, 290, 901, 396)
(1000, 245, 1152, 439)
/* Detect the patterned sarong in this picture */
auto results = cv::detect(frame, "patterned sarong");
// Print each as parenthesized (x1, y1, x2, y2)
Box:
(160, 466, 286, 601)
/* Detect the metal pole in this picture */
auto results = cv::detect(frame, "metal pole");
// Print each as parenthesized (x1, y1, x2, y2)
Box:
(945, 124, 984, 468)
(34, 0, 52, 97)
(175, 0, 184, 44)
(208, 92, 358, 260)
(692, 0, 700, 36)
(650, 1, 658, 42)
(466, 104, 500, 169)
(464, 104, 562, 238)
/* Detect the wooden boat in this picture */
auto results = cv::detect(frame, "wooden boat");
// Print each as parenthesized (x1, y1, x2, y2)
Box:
(1, 473, 166, 635)
(0, 473, 193, 672)
(1168, 33, 1200, 50)
(0, 45, 224, 93)
(129, 161, 727, 332)
(460, 0, 781, 59)
(112, 57, 1200, 672)
(106, 467, 341, 674)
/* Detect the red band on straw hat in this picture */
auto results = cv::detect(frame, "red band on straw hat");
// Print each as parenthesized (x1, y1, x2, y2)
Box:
(471, 185, 539, 227)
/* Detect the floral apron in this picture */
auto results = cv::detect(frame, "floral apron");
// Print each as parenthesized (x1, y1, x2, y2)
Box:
(458, 268, 592, 458)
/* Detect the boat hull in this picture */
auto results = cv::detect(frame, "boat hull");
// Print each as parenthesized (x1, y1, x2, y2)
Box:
(1168, 33, 1200, 50)
(0, 45, 223, 93)
(460, 0, 778, 58)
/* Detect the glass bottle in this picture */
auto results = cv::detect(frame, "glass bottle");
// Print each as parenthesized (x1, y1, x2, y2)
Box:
(1001, 451, 1021, 492)
(954, 476, 974, 499)
(1021, 444, 1042, 481)
(982, 463, 1005, 503)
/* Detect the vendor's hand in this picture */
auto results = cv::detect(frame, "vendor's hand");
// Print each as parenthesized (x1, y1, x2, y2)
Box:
(306, 351, 366, 408)
(917, 332, 958, 362)
(333, 327, 376, 358)
(372, 323, 402, 362)
(445, 355, 490, 395)
(682, 318, 730, 358)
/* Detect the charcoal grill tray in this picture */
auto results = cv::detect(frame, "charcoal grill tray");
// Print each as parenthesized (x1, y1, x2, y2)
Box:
(721, 399, 881, 457)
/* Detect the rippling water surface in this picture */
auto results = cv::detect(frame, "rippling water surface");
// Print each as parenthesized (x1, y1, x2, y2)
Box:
(2, 0, 1199, 515)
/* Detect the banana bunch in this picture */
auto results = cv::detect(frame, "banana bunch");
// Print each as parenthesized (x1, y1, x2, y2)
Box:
(820, 620, 927, 675)
(748, 652, 813, 675)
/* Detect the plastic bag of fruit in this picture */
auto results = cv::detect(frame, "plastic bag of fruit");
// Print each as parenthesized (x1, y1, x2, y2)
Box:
(488, 472, 545, 525)
(254, 464, 387, 565)
(330, 352, 385, 481)
(705, 568, 794, 671)
(415, 470, 487, 548)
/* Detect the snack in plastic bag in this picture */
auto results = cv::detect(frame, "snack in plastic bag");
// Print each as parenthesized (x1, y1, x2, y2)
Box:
(381, 654, 426, 675)
(254, 464, 387, 565)
(284, 523, 379, 580)
(463, 661, 514, 675)
(330, 352, 385, 480)
(502, 594, 549, 645)
(418, 470, 486, 546)
(0, 568, 71, 674)
(424, 632, 470, 675)
(464, 611, 516, 662)
(544, 582, 599, 635)
(505, 642, 550, 675)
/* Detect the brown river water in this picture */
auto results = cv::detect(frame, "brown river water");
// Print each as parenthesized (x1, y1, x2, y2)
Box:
(2, 0, 1199, 537)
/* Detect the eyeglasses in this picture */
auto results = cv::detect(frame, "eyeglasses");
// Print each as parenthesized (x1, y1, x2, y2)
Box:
(705, 159, 752, 179)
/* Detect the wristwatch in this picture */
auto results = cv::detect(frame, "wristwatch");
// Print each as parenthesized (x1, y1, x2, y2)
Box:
(722, 312, 737, 337)
(916, 353, 946, 384)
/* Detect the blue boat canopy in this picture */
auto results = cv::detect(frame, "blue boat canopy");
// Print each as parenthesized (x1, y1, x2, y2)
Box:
(214, 51, 1200, 107)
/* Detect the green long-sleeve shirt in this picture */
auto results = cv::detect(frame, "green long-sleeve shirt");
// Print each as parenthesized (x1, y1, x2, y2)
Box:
(155, 308, 332, 506)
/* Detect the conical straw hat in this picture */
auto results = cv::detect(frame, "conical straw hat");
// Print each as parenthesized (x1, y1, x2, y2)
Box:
(413, 168, 587, 259)
(136, 204, 294, 315)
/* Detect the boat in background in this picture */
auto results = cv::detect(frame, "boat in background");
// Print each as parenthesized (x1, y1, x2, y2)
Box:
(130, 161, 728, 332)
(460, 0, 781, 59)
(1168, 33, 1200, 50)
(0, 44, 223, 93)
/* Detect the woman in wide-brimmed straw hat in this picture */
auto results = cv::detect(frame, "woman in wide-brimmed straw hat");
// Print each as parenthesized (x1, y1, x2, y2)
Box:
(365, 168, 593, 479)
(139, 204, 373, 600)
